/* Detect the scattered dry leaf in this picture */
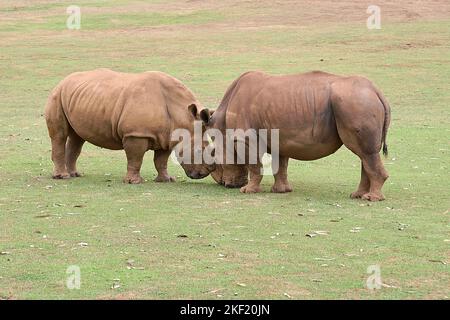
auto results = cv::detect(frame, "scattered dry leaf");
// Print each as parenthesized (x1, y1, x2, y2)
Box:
(111, 283, 121, 290)
(398, 223, 409, 231)
(381, 283, 399, 289)
(206, 288, 223, 294)
(34, 214, 51, 218)
(429, 259, 447, 265)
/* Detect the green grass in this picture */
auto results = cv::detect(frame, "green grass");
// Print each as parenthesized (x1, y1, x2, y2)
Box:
(0, 1, 449, 299)
(0, 10, 226, 32)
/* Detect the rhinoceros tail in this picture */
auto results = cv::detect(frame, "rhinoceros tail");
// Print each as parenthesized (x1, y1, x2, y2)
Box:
(374, 87, 391, 157)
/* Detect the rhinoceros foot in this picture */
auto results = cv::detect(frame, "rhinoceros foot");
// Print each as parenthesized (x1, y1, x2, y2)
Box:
(52, 172, 70, 179)
(240, 184, 262, 193)
(123, 175, 144, 184)
(69, 171, 82, 178)
(361, 192, 385, 202)
(271, 183, 293, 193)
(350, 190, 366, 199)
(154, 175, 176, 182)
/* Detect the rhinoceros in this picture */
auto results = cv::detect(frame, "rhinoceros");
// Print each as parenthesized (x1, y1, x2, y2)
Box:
(201, 71, 391, 201)
(45, 68, 215, 183)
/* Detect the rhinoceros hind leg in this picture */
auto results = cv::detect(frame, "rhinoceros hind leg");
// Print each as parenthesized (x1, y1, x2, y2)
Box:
(46, 115, 70, 179)
(271, 156, 292, 193)
(341, 138, 388, 201)
(332, 85, 389, 201)
(240, 163, 263, 193)
(123, 137, 148, 184)
(50, 134, 70, 179)
(65, 131, 85, 178)
(350, 163, 370, 198)
(153, 149, 176, 182)
(360, 153, 388, 201)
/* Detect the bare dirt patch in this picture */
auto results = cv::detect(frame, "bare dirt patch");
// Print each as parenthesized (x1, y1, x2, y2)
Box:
(2, 0, 449, 33)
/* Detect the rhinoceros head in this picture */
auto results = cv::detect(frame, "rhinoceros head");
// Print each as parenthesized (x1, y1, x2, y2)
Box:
(174, 104, 216, 179)
(200, 108, 248, 188)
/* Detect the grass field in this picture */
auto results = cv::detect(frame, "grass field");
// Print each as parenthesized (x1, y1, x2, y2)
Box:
(0, 0, 449, 299)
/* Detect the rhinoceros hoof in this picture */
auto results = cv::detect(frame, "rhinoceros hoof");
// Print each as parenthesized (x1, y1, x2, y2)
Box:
(52, 172, 70, 179)
(123, 175, 144, 184)
(69, 171, 82, 178)
(362, 192, 385, 202)
(154, 175, 176, 182)
(271, 183, 293, 193)
(350, 191, 366, 199)
(240, 184, 262, 193)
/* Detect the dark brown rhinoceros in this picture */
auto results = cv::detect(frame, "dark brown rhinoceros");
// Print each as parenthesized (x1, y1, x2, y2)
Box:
(201, 71, 391, 201)
(45, 68, 215, 183)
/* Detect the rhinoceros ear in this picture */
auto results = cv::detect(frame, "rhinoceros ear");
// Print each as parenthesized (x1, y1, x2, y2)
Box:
(200, 108, 210, 124)
(188, 103, 198, 118)
(200, 108, 215, 125)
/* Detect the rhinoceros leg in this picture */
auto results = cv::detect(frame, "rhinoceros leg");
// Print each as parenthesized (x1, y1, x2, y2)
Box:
(331, 79, 389, 201)
(123, 137, 148, 184)
(350, 163, 370, 199)
(65, 131, 85, 177)
(271, 156, 292, 193)
(360, 153, 389, 201)
(153, 149, 176, 182)
(339, 142, 388, 202)
(50, 137, 70, 179)
(240, 163, 263, 193)
(46, 114, 70, 179)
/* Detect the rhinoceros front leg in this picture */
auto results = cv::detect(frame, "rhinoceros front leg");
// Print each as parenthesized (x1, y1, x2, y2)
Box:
(271, 156, 293, 193)
(123, 137, 147, 184)
(153, 149, 176, 182)
(240, 163, 263, 193)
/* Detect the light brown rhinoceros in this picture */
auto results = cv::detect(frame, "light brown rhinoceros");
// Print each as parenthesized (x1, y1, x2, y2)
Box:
(45, 68, 215, 183)
(201, 71, 391, 201)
